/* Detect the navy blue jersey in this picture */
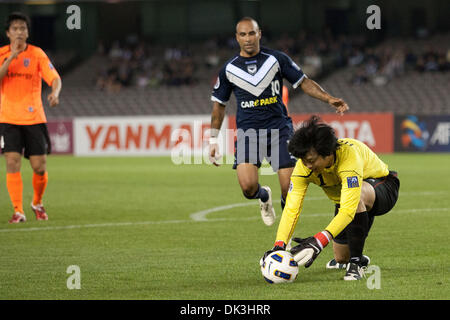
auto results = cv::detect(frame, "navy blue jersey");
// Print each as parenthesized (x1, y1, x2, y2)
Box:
(211, 47, 306, 130)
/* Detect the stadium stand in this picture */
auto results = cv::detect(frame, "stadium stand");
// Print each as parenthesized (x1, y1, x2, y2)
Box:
(46, 32, 450, 118)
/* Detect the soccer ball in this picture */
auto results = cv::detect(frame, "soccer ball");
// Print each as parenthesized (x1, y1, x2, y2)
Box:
(260, 250, 299, 284)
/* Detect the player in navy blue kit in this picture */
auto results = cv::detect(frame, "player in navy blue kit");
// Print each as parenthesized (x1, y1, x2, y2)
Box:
(209, 17, 349, 226)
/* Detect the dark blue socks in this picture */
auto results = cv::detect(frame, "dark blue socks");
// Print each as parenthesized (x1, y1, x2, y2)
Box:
(244, 184, 269, 202)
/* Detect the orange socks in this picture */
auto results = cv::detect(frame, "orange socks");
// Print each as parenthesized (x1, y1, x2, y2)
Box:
(32, 172, 48, 206)
(6, 171, 48, 213)
(6, 172, 23, 213)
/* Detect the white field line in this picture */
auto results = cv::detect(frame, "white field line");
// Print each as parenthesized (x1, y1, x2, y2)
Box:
(0, 191, 447, 233)
(189, 197, 321, 221)
(190, 190, 447, 221)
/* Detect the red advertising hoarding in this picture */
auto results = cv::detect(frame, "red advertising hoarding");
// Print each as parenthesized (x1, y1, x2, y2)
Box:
(227, 113, 393, 153)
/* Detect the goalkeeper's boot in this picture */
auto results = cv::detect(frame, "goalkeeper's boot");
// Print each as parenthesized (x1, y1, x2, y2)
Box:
(343, 262, 365, 281)
(31, 203, 48, 221)
(360, 255, 370, 267)
(326, 259, 347, 270)
(259, 186, 276, 226)
(326, 254, 370, 270)
(9, 212, 27, 224)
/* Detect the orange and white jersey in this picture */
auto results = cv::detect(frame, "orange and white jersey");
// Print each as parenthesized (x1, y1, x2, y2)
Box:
(0, 44, 60, 125)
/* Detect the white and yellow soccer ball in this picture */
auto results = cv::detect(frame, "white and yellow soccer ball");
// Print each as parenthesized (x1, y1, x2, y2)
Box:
(260, 250, 299, 284)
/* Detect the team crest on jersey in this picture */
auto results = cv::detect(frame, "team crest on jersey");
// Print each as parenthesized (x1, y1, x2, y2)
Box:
(23, 58, 30, 67)
(347, 176, 359, 188)
(247, 64, 257, 75)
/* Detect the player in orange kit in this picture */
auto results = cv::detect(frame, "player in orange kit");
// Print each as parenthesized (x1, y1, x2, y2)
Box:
(0, 12, 62, 223)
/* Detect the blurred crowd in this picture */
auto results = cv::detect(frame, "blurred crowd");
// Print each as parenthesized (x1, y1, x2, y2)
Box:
(95, 31, 450, 92)
(95, 34, 197, 93)
(272, 29, 450, 86)
(349, 41, 450, 86)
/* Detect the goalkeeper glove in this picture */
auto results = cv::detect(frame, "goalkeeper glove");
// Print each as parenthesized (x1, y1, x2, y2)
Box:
(290, 231, 331, 267)
(260, 241, 286, 267)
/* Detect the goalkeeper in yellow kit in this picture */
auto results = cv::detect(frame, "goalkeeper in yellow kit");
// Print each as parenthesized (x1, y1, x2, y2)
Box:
(262, 115, 400, 280)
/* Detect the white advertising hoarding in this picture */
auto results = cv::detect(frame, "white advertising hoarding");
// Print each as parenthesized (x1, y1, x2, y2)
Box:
(74, 115, 227, 156)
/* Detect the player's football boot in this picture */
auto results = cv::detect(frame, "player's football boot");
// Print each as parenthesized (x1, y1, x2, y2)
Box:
(326, 254, 370, 269)
(360, 255, 370, 267)
(326, 259, 347, 270)
(9, 212, 27, 224)
(31, 203, 49, 221)
(259, 186, 276, 226)
(343, 262, 365, 281)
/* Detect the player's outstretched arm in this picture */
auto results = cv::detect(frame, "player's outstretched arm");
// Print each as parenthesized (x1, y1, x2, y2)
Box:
(211, 101, 225, 132)
(300, 77, 349, 115)
(209, 102, 226, 166)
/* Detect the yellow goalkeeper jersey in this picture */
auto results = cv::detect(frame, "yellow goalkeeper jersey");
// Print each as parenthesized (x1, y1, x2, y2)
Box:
(275, 138, 389, 243)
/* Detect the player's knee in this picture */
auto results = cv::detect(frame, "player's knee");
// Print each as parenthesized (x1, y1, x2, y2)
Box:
(359, 182, 375, 211)
(5, 157, 21, 172)
(30, 156, 47, 175)
(33, 168, 46, 175)
(31, 162, 46, 175)
(6, 157, 20, 167)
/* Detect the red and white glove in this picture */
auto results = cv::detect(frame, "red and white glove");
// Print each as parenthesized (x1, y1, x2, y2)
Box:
(290, 231, 331, 267)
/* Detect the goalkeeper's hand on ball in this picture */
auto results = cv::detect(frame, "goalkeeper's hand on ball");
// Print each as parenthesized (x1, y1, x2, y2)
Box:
(290, 231, 331, 268)
(260, 241, 286, 267)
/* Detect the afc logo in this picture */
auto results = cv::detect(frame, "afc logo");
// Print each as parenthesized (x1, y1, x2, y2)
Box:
(347, 176, 359, 188)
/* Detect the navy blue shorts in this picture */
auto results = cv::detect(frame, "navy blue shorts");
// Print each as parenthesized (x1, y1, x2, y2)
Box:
(232, 125, 297, 172)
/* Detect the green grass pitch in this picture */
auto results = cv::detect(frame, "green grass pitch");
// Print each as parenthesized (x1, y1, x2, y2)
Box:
(0, 154, 448, 300)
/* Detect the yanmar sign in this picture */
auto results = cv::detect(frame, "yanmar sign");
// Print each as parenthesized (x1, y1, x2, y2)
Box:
(74, 115, 212, 156)
(72, 113, 394, 156)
